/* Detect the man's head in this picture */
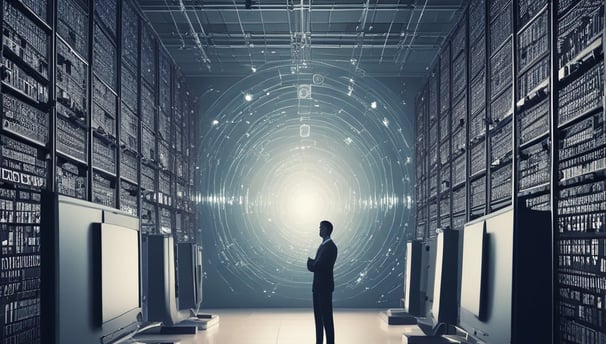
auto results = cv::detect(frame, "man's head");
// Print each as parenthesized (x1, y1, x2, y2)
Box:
(319, 220, 333, 239)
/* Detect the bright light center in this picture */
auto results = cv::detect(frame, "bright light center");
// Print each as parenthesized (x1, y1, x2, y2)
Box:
(289, 184, 323, 223)
(269, 172, 333, 238)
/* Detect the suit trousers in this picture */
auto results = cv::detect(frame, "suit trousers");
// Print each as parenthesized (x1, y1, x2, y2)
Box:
(313, 291, 334, 344)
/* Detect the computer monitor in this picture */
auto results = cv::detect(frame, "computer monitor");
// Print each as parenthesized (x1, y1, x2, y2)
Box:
(403, 240, 426, 316)
(457, 206, 552, 343)
(459, 220, 487, 320)
(459, 209, 510, 343)
(177, 242, 203, 310)
(41, 194, 141, 344)
(424, 237, 437, 318)
(430, 229, 459, 327)
(144, 234, 191, 325)
(96, 223, 140, 324)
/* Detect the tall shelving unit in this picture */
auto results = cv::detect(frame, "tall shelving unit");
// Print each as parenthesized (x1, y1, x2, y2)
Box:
(0, 0, 200, 343)
(1, 1, 53, 343)
(554, 0, 605, 341)
(414, 0, 605, 342)
(415, 87, 428, 239)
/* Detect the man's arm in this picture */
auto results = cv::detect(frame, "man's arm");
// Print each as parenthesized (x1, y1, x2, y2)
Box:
(309, 244, 336, 271)
(307, 257, 315, 272)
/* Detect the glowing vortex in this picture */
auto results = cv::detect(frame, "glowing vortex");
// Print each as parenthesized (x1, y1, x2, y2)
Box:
(198, 62, 414, 307)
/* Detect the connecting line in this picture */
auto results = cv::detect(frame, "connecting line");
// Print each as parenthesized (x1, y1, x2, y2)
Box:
(300, 0, 305, 33)
(192, 7, 220, 68)
(287, 2, 298, 64)
(258, 0, 269, 65)
(303, 0, 311, 66)
(292, 0, 312, 118)
(379, 13, 395, 64)
(408, 0, 429, 49)
(359, 0, 370, 31)
(231, 0, 256, 71)
(178, 0, 211, 67)
(287, 0, 311, 76)
(163, 0, 185, 49)
(395, 0, 429, 67)
(348, 0, 370, 75)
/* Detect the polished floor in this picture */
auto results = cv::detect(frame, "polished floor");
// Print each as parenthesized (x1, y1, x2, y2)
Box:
(130, 309, 417, 344)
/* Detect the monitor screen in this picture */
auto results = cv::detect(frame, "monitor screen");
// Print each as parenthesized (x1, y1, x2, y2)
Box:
(99, 223, 140, 323)
(177, 243, 202, 310)
(145, 234, 191, 325)
(404, 241, 413, 311)
(429, 229, 458, 326)
(460, 220, 486, 319)
(459, 208, 514, 343)
(196, 246, 202, 305)
(431, 232, 444, 321)
(402, 240, 426, 316)
(41, 194, 141, 344)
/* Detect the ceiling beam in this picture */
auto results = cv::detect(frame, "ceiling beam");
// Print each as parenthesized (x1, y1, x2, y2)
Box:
(165, 43, 441, 49)
(182, 70, 429, 78)
(139, 3, 463, 12)
(157, 32, 447, 39)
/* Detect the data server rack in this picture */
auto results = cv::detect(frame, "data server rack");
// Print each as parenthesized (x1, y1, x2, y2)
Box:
(415, 87, 428, 239)
(1, 1, 51, 342)
(414, 0, 606, 342)
(468, 0, 488, 221)
(0, 0, 200, 342)
(554, 0, 605, 341)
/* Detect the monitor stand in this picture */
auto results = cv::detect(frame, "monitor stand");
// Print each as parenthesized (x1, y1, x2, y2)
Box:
(402, 335, 457, 344)
(402, 324, 471, 344)
(135, 323, 198, 336)
(180, 309, 220, 330)
(380, 308, 418, 325)
(160, 325, 198, 335)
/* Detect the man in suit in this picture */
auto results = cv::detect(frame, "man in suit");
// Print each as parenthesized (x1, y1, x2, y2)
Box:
(307, 220, 338, 344)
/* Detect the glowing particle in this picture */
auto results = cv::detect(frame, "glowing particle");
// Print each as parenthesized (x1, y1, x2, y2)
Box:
(382, 117, 390, 127)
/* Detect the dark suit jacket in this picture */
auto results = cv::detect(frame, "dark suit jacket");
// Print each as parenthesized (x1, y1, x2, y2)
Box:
(307, 240, 338, 293)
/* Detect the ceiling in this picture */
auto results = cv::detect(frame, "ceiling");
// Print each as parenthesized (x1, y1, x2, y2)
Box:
(136, 0, 467, 80)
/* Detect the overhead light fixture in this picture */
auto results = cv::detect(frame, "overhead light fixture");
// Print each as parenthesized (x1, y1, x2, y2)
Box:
(244, 93, 253, 102)
(251, 66, 257, 73)
(370, 101, 377, 109)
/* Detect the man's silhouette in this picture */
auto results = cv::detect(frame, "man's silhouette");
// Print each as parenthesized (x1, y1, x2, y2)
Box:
(307, 220, 338, 344)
